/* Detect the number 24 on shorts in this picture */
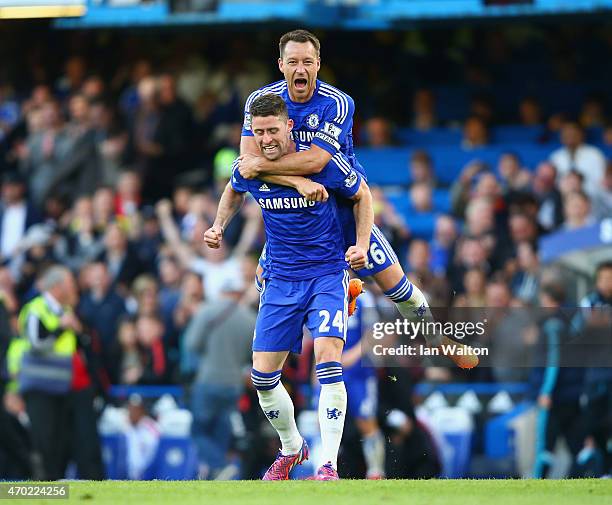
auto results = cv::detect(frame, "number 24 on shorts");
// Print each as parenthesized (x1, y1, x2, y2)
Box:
(319, 310, 344, 333)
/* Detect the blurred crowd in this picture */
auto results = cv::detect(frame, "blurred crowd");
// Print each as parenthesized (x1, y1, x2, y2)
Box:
(0, 25, 610, 481)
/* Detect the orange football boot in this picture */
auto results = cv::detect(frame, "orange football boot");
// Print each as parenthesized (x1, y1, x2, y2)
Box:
(348, 278, 365, 317)
(439, 335, 480, 369)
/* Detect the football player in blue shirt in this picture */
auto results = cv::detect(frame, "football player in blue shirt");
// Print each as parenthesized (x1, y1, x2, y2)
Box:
(204, 94, 373, 481)
(237, 29, 478, 370)
(342, 293, 386, 479)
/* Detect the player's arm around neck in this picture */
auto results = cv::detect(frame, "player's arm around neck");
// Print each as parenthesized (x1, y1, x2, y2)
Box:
(240, 134, 329, 201)
(257, 144, 332, 176)
(240, 135, 260, 156)
(261, 174, 330, 202)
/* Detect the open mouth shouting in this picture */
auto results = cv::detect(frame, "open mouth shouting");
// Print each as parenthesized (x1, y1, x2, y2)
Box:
(293, 77, 308, 93)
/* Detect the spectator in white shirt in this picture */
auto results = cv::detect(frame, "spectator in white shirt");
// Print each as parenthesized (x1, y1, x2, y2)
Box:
(0, 172, 40, 263)
(550, 121, 606, 197)
(156, 198, 259, 301)
(125, 394, 160, 480)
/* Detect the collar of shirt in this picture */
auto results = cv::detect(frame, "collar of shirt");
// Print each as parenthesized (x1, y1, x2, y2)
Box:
(43, 292, 64, 316)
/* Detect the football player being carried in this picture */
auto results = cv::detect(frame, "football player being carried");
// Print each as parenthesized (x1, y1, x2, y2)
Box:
(238, 29, 478, 370)
(205, 94, 374, 480)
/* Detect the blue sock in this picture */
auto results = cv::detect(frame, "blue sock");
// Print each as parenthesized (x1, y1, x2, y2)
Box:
(316, 361, 343, 385)
(251, 368, 281, 391)
(383, 275, 413, 303)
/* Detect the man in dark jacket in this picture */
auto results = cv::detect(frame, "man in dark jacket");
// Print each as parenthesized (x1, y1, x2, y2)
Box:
(531, 280, 584, 478)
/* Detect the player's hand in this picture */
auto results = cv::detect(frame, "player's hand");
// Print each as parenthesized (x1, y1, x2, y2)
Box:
(237, 153, 263, 179)
(296, 179, 328, 202)
(345, 245, 368, 270)
(204, 225, 223, 249)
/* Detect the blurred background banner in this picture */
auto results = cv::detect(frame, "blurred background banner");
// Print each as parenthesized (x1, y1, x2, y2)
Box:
(42, 0, 612, 28)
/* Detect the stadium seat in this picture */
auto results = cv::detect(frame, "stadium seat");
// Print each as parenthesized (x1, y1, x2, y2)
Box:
(396, 127, 462, 146)
(357, 143, 555, 188)
(385, 189, 450, 215)
(432, 189, 451, 213)
(356, 147, 410, 186)
(405, 213, 437, 241)
(428, 407, 474, 479)
(142, 436, 199, 480)
(385, 191, 410, 216)
(492, 125, 546, 143)
(485, 402, 532, 459)
(101, 434, 129, 480)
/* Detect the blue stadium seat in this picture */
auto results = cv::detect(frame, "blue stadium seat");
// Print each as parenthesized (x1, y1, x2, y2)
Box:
(385, 191, 410, 216)
(356, 147, 410, 186)
(385, 191, 437, 239)
(585, 127, 603, 144)
(143, 436, 198, 480)
(101, 434, 128, 480)
(595, 143, 612, 160)
(405, 213, 437, 241)
(432, 189, 451, 213)
(431, 85, 470, 122)
(492, 125, 546, 143)
(485, 402, 532, 459)
(506, 144, 555, 170)
(357, 143, 556, 188)
(386, 189, 450, 214)
(428, 147, 497, 183)
(396, 127, 462, 146)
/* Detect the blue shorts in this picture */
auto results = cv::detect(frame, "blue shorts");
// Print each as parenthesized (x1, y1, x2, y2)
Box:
(345, 372, 378, 420)
(253, 270, 349, 354)
(356, 223, 399, 278)
(257, 223, 398, 281)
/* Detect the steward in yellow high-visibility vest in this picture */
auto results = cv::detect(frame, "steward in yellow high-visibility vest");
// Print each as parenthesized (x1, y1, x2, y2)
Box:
(6, 294, 77, 394)
(8, 266, 88, 481)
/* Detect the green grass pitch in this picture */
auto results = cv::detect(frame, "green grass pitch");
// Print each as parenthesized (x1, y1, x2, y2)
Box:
(10, 479, 612, 505)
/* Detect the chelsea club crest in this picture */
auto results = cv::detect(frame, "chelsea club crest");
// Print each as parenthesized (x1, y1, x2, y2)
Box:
(306, 113, 319, 129)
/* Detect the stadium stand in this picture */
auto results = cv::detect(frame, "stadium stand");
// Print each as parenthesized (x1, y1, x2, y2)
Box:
(0, 21, 610, 482)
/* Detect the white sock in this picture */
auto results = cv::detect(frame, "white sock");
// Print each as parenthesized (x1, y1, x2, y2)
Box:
(254, 376, 303, 455)
(362, 430, 386, 478)
(318, 381, 347, 469)
(394, 284, 442, 346)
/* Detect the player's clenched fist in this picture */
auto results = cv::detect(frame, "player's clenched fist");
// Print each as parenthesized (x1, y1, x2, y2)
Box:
(345, 245, 367, 270)
(237, 153, 262, 179)
(204, 225, 224, 249)
(296, 179, 328, 202)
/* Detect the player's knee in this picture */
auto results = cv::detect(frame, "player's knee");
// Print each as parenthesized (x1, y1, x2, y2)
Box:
(252, 351, 286, 372)
(251, 368, 281, 391)
(375, 263, 406, 292)
(314, 337, 344, 364)
(315, 361, 344, 386)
